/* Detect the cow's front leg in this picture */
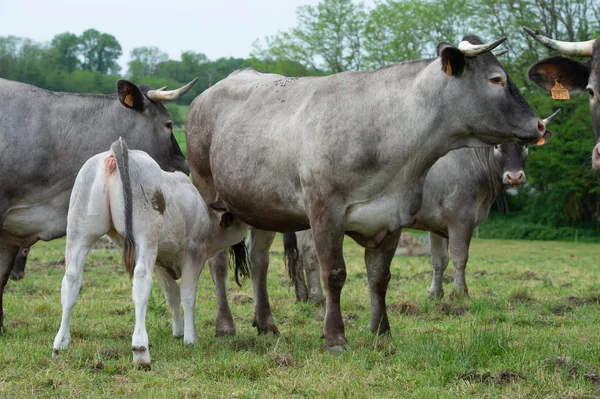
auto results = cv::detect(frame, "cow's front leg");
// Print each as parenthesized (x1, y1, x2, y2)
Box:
(448, 226, 473, 298)
(429, 233, 449, 299)
(365, 231, 400, 335)
(247, 229, 278, 334)
(53, 235, 96, 354)
(154, 267, 183, 338)
(309, 207, 348, 351)
(131, 243, 158, 367)
(209, 250, 236, 336)
(179, 253, 206, 345)
(0, 239, 20, 335)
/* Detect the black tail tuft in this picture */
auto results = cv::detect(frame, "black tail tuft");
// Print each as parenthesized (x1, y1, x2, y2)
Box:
(229, 241, 250, 287)
(283, 232, 299, 284)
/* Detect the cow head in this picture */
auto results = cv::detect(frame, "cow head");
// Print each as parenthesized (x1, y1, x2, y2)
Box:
(436, 36, 551, 147)
(9, 247, 29, 281)
(116, 79, 197, 175)
(523, 27, 600, 170)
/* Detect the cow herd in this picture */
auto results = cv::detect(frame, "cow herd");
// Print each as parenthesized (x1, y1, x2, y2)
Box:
(0, 29, 597, 367)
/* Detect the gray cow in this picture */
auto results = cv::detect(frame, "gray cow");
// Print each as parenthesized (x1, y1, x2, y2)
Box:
(186, 36, 551, 351)
(53, 139, 248, 367)
(0, 78, 196, 333)
(523, 27, 600, 170)
(291, 140, 552, 303)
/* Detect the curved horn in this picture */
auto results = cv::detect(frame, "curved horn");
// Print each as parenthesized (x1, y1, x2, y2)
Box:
(458, 38, 507, 57)
(146, 78, 198, 102)
(523, 26, 594, 57)
(493, 49, 509, 57)
(542, 109, 561, 125)
(157, 86, 167, 91)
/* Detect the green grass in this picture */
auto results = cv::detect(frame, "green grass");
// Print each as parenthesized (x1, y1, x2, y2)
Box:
(2, 237, 600, 398)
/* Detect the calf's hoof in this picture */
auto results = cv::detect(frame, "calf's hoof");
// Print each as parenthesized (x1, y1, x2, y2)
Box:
(132, 346, 151, 368)
(324, 334, 349, 352)
(429, 290, 444, 300)
(215, 327, 236, 337)
(252, 318, 280, 335)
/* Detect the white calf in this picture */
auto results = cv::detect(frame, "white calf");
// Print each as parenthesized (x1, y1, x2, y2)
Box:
(52, 139, 247, 367)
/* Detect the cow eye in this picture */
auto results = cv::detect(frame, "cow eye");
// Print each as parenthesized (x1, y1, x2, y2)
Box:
(164, 121, 174, 130)
(488, 76, 504, 86)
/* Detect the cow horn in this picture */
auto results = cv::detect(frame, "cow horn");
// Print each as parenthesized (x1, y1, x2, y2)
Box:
(523, 26, 595, 57)
(542, 109, 561, 125)
(458, 38, 506, 57)
(146, 78, 198, 102)
(157, 86, 167, 91)
(493, 49, 509, 57)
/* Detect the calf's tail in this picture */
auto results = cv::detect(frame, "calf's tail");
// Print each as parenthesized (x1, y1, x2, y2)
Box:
(111, 138, 136, 278)
(229, 241, 249, 287)
(283, 232, 299, 283)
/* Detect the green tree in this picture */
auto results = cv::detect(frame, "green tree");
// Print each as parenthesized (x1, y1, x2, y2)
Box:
(255, 0, 366, 73)
(128, 46, 169, 79)
(79, 29, 122, 74)
(48, 32, 80, 72)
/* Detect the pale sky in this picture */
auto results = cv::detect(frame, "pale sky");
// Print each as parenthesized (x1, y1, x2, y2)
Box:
(0, 0, 374, 72)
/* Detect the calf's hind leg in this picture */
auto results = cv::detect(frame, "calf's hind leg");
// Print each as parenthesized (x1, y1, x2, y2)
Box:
(248, 229, 278, 334)
(154, 267, 183, 338)
(53, 234, 101, 354)
(429, 233, 449, 299)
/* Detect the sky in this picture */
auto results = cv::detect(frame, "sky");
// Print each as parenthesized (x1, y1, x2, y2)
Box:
(0, 0, 374, 72)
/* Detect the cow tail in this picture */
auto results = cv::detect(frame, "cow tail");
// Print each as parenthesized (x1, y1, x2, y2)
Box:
(111, 138, 136, 278)
(229, 241, 249, 287)
(283, 232, 299, 283)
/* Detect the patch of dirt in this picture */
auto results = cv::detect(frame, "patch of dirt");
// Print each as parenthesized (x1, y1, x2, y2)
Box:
(472, 270, 488, 278)
(389, 300, 420, 316)
(91, 361, 104, 374)
(459, 370, 523, 385)
(516, 270, 545, 281)
(436, 302, 466, 316)
(43, 258, 66, 269)
(508, 290, 535, 304)
(99, 349, 120, 360)
(345, 312, 359, 320)
(265, 351, 300, 367)
(232, 338, 256, 351)
(544, 356, 600, 382)
(228, 293, 253, 305)
(568, 294, 600, 306)
(551, 304, 573, 316)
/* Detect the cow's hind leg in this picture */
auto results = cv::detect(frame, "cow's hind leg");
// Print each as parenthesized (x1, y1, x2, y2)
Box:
(309, 207, 348, 350)
(154, 267, 183, 338)
(209, 251, 236, 336)
(302, 234, 324, 304)
(365, 231, 400, 335)
(448, 226, 473, 298)
(0, 239, 20, 335)
(53, 234, 100, 354)
(131, 240, 158, 367)
(248, 229, 278, 334)
(429, 233, 449, 299)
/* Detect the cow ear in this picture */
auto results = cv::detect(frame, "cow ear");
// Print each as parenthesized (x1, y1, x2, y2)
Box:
(533, 129, 554, 146)
(117, 80, 146, 112)
(439, 43, 465, 77)
(528, 56, 590, 96)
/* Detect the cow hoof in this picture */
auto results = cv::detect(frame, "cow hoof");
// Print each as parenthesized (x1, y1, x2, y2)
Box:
(309, 297, 326, 307)
(10, 273, 23, 281)
(183, 336, 199, 345)
(449, 290, 470, 300)
(132, 346, 151, 367)
(52, 349, 60, 358)
(429, 290, 444, 300)
(136, 362, 152, 371)
(215, 328, 236, 337)
(325, 344, 352, 353)
(256, 325, 279, 335)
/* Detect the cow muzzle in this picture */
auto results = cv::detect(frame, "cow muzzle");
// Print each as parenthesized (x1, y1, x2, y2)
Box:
(503, 171, 526, 187)
(593, 144, 600, 171)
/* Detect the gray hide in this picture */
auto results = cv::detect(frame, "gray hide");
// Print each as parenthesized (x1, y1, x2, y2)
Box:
(0, 78, 196, 333)
(52, 139, 247, 367)
(185, 36, 549, 350)
(293, 142, 531, 303)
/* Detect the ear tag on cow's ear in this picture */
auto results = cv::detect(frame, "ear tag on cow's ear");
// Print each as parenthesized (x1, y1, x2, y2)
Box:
(124, 93, 134, 107)
(445, 59, 453, 77)
(536, 137, 546, 146)
(551, 79, 570, 100)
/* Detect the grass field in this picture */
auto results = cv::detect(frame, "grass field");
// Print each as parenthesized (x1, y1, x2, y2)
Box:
(1, 236, 600, 398)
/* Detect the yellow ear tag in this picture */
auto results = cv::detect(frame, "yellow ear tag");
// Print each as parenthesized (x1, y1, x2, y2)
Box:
(124, 93, 134, 107)
(551, 79, 570, 100)
(536, 137, 546, 146)
(445, 59, 453, 77)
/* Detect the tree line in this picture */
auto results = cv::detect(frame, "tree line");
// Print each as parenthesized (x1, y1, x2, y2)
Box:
(2, 0, 600, 235)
